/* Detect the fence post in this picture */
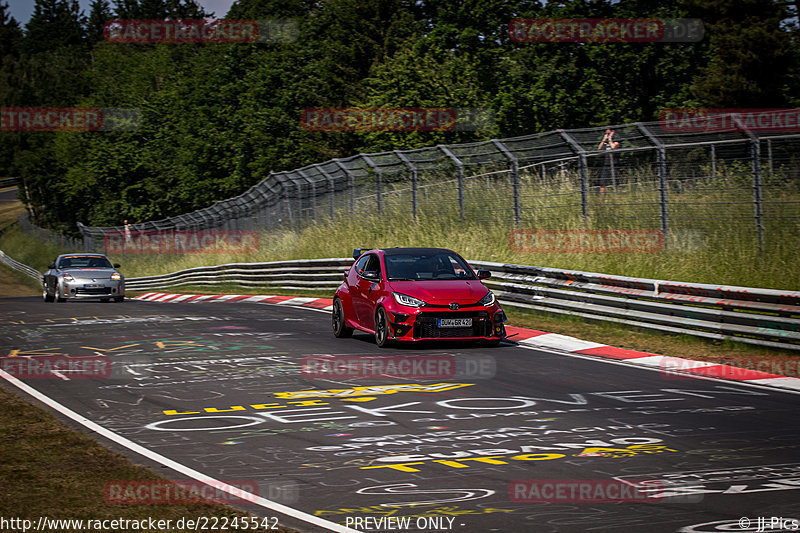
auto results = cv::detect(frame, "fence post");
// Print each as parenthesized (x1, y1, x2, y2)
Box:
(491, 139, 520, 224)
(362, 155, 382, 214)
(315, 164, 336, 220)
(767, 138, 773, 174)
(637, 123, 670, 245)
(297, 169, 317, 222)
(710, 143, 717, 176)
(333, 160, 354, 215)
(752, 139, 765, 249)
(395, 151, 418, 221)
(558, 129, 588, 217)
(732, 116, 765, 249)
(438, 145, 465, 220)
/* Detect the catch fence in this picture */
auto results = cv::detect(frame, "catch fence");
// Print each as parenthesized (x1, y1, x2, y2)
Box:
(71, 118, 800, 252)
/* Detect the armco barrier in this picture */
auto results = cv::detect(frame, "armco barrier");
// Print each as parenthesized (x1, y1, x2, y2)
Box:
(0, 250, 42, 282)
(470, 261, 800, 351)
(3, 249, 799, 351)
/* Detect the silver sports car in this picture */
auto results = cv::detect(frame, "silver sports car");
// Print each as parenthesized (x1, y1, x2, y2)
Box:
(43, 253, 125, 302)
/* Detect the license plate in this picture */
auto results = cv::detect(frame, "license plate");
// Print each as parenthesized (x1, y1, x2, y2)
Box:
(437, 318, 472, 328)
(84, 284, 101, 288)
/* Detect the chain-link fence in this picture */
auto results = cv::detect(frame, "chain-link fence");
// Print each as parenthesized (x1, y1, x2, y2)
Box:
(19, 212, 85, 251)
(65, 118, 799, 250)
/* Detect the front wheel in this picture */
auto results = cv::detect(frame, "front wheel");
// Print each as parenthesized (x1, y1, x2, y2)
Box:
(374, 307, 392, 348)
(332, 298, 353, 338)
(43, 287, 54, 302)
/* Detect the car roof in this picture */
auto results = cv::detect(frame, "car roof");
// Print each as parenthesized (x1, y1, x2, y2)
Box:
(378, 247, 457, 256)
(57, 253, 108, 258)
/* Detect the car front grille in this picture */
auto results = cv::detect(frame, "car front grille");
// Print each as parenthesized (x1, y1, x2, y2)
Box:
(413, 311, 492, 339)
(76, 287, 112, 295)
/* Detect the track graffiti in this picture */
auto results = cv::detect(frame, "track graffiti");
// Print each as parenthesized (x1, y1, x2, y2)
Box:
(354, 484, 495, 507)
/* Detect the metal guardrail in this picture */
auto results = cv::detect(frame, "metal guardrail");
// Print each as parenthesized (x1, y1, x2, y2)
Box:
(470, 261, 800, 352)
(0, 250, 43, 282)
(126, 257, 800, 352)
(0, 177, 19, 188)
(125, 258, 353, 292)
(2, 248, 798, 351)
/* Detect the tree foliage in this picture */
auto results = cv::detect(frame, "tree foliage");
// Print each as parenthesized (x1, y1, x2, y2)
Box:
(0, 0, 798, 234)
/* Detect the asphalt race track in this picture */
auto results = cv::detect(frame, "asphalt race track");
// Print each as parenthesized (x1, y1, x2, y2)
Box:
(2, 296, 800, 533)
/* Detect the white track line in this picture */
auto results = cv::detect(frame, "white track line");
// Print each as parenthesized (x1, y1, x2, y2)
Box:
(0, 369, 358, 533)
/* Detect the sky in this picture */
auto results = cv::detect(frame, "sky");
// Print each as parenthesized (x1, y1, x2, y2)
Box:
(6, 0, 237, 26)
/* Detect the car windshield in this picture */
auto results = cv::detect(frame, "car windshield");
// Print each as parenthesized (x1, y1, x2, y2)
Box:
(58, 255, 113, 269)
(384, 252, 476, 281)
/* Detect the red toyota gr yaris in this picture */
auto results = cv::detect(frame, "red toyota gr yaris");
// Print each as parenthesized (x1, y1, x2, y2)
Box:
(332, 247, 507, 347)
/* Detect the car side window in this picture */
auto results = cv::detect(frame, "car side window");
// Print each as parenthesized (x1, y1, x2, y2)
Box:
(354, 255, 370, 275)
(364, 255, 380, 278)
(355, 254, 381, 280)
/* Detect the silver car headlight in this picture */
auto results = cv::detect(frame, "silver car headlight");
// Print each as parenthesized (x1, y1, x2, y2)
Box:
(111, 272, 121, 281)
(62, 273, 74, 283)
(479, 291, 496, 306)
(393, 292, 426, 308)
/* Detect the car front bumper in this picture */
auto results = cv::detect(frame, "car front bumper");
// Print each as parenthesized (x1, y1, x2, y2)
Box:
(61, 279, 125, 300)
(386, 306, 507, 342)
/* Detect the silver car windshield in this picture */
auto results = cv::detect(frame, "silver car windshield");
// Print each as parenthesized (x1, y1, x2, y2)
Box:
(384, 253, 476, 281)
(58, 256, 113, 269)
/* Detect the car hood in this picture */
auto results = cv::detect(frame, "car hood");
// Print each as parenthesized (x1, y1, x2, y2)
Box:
(388, 280, 489, 305)
(60, 268, 119, 280)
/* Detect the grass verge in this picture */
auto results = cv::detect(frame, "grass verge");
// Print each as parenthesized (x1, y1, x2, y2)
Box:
(0, 385, 298, 533)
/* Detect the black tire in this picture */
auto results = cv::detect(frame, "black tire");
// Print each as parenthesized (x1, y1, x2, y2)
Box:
(374, 307, 392, 348)
(332, 298, 353, 338)
(55, 286, 66, 303)
(43, 287, 54, 302)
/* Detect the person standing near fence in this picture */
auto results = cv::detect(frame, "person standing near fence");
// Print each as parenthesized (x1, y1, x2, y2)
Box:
(597, 129, 620, 194)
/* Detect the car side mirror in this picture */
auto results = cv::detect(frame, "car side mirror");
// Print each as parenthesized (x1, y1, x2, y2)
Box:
(48, 263, 56, 269)
(477, 269, 491, 280)
(113, 263, 121, 268)
(362, 270, 380, 281)
(343, 268, 349, 279)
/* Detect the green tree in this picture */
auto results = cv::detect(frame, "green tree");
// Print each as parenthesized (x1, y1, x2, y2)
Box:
(86, 0, 112, 44)
(685, 0, 796, 107)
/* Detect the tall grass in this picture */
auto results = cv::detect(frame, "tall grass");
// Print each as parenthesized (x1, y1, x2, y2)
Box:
(4, 165, 798, 290)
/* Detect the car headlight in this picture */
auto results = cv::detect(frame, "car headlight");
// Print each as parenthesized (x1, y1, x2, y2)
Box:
(393, 292, 426, 308)
(62, 273, 74, 283)
(111, 272, 121, 281)
(479, 291, 496, 306)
